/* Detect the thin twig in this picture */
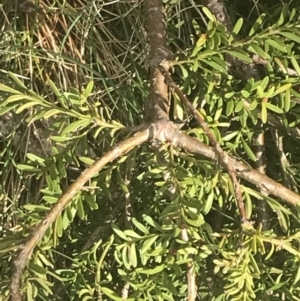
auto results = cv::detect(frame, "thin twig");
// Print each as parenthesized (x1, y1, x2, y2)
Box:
(252, 127, 269, 230)
(158, 65, 247, 222)
(181, 226, 197, 301)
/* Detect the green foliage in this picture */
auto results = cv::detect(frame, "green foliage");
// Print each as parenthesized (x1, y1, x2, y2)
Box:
(1, 1, 300, 301)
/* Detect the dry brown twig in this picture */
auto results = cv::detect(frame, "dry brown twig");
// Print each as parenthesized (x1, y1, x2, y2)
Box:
(199, 0, 270, 229)
(157, 64, 247, 222)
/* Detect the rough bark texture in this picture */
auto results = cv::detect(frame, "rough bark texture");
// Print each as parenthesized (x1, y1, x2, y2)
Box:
(144, 0, 171, 121)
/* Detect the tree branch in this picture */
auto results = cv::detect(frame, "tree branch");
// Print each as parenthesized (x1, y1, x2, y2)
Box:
(158, 64, 247, 222)
(144, 0, 172, 121)
(163, 126, 300, 206)
(9, 130, 150, 301)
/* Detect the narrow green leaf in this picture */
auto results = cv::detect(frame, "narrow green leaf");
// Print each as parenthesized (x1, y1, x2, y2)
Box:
(278, 4, 289, 26)
(55, 214, 63, 237)
(229, 18, 243, 42)
(132, 217, 149, 234)
(44, 109, 61, 119)
(48, 79, 61, 97)
(16, 164, 41, 172)
(290, 56, 300, 76)
(26, 281, 33, 301)
(241, 138, 257, 161)
(248, 100, 258, 111)
(199, 58, 227, 73)
(34, 278, 53, 295)
(0, 105, 16, 115)
(43, 196, 58, 204)
(111, 223, 128, 241)
(248, 44, 270, 60)
(249, 14, 266, 36)
(257, 86, 264, 98)
(266, 39, 286, 52)
(23, 204, 50, 211)
(235, 100, 244, 112)
(276, 210, 288, 232)
(259, 76, 269, 91)
(84, 81, 94, 97)
(141, 235, 158, 254)
(84, 195, 98, 210)
(62, 211, 70, 230)
(76, 198, 85, 220)
(202, 192, 214, 214)
(130, 244, 137, 268)
(50, 136, 73, 142)
(272, 83, 291, 97)
(261, 102, 267, 123)
(62, 119, 91, 135)
(115, 168, 129, 194)
(279, 31, 300, 44)
(202, 7, 215, 22)
(265, 102, 284, 114)
(274, 57, 288, 74)
(27, 153, 45, 164)
(136, 264, 165, 275)
(0, 83, 22, 94)
(122, 246, 131, 269)
(226, 99, 234, 115)
(244, 191, 253, 219)
(78, 156, 95, 166)
(268, 281, 288, 292)
(241, 90, 250, 98)
(8, 72, 27, 89)
(285, 88, 291, 112)
(101, 287, 122, 301)
(143, 214, 160, 228)
(289, 8, 297, 22)
(6, 94, 35, 103)
(223, 131, 239, 141)
(15, 102, 41, 114)
(207, 36, 215, 49)
(179, 65, 188, 78)
(225, 50, 252, 63)
(123, 230, 141, 238)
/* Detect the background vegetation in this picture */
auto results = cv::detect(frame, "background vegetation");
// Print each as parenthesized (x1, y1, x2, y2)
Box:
(1, 0, 300, 300)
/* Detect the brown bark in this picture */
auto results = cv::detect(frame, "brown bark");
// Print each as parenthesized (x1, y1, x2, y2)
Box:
(144, 0, 171, 121)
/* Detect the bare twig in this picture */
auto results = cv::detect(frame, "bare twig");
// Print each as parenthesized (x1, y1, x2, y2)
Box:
(181, 225, 197, 301)
(157, 65, 247, 222)
(270, 128, 298, 192)
(252, 127, 269, 230)
(200, 0, 269, 227)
